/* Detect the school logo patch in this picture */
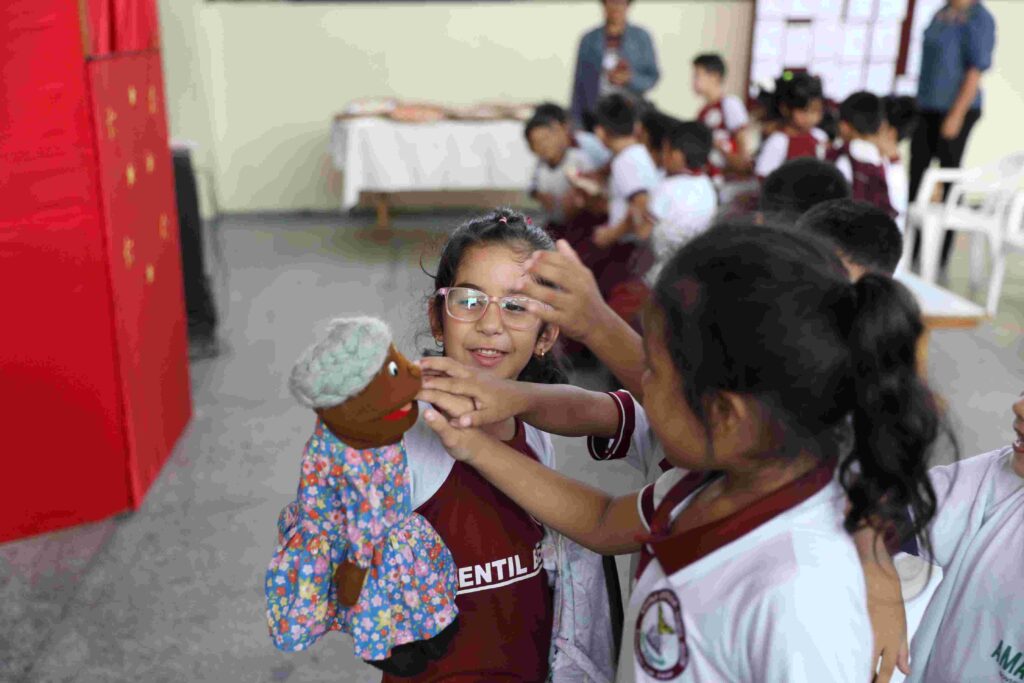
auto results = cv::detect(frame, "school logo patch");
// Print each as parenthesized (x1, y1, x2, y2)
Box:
(635, 588, 688, 679)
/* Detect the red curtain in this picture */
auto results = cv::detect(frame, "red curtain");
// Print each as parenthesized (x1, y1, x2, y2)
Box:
(85, 0, 159, 56)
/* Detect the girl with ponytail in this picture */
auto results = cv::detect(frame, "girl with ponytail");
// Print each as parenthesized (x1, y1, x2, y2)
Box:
(419, 222, 950, 682)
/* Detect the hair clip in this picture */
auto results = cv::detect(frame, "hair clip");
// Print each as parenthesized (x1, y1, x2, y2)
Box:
(526, 217, 533, 226)
(498, 216, 509, 224)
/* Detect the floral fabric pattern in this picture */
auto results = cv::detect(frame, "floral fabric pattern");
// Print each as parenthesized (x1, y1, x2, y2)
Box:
(265, 420, 458, 661)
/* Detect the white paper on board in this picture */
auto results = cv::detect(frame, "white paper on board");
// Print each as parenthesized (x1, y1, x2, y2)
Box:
(817, 61, 842, 100)
(784, 23, 814, 67)
(870, 22, 902, 61)
(813, 22, 843, 61)
(754, 20, 785, 60)
(839, 65, 866, 99)
(894, 75, 918, 96)
(877, 0, 908, 22)
(842, 24, 870, 61)
(757, 0, 791, 19)
(752, 59, 781, 87)
(866, 62, 895, 94)
(905, 35, 923, 76)
(815, 0, 845, 20)
(846, 0, 877, 21)
(788, 0, 815, 19)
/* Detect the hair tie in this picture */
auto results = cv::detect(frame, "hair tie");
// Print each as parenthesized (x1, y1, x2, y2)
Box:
(498, 216, 508, 224)
(526, 217, 533, 226)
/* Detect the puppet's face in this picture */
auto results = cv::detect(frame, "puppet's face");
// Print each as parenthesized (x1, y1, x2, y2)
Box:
(316, 344, 422, 449)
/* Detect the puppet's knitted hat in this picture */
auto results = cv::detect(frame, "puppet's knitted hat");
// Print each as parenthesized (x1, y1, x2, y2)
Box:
(289, 317, 392, 409)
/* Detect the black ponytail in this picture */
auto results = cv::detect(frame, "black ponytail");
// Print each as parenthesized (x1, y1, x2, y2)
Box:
(652, 221, 952, 550)
(839, 274, 952, 558)
(421, 207, 569, 385)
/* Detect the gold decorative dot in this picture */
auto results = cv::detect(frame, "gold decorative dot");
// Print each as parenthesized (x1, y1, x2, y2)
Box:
(123, 238, 135, 268)
(148, 86, 158, 114)
(126, 164, 136, 187)
(128, 87, 137, 106)
(145, 264, 155, 284)
(105, 107, 117, 140)
(159, 213, 169, 240)
(145, 152, 155, 174)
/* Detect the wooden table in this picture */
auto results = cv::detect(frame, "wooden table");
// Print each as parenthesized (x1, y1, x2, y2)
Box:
(896, 272, 988, 376)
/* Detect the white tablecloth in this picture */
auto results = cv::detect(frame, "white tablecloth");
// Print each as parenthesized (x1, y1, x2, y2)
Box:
(330, 117, 533, 211)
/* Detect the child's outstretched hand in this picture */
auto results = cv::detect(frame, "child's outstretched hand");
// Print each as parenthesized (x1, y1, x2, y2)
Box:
(416, 357, 528, 428)
(515, 239, 606, 345)
(422, 407, 491, 464)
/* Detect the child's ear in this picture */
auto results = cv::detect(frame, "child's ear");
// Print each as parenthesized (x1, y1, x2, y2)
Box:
(710, 391, 748, 438)
(535, 324, 560, 356)
(428, 301, 443, 341)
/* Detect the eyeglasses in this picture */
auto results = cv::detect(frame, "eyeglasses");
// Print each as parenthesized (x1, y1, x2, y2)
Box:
(436, 287, 546, 330)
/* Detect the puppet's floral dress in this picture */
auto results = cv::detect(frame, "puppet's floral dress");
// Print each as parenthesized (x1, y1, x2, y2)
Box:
(265, 420, 458, 661)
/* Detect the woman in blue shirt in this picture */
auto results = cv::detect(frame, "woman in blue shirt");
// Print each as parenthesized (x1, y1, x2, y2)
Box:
(910, 0, 996, 278)
(569, 0, 660, 130)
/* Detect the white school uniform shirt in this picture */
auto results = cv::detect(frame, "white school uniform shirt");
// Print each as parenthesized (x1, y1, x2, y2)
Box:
(885, 156, 910, 233)
(609, 143, 661, 228)
(754, 128, 829, 179)
(531, 147, 599, 225)
(646, 173, 718, 285)
(906, 446, 1024, 683)
(620, 464, 872, 683)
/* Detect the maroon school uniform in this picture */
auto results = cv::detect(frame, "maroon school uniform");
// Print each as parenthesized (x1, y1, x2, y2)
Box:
(831, 140, 898, 218)
(754, 128, 829, 178)
(698, 95, 749, 179)
(384, 420, 553, 682)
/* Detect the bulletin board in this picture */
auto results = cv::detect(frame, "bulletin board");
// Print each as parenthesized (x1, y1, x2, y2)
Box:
(748, 0, 946, 101)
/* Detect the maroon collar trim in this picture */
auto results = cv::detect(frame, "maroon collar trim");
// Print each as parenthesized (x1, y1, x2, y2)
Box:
(646, 459, 837, 577)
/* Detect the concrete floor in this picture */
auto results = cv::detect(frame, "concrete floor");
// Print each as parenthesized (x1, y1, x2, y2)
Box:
(1, 211, 1021, 683)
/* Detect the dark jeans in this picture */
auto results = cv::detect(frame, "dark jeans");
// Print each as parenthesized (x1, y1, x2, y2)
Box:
(908, 108, 982, 270)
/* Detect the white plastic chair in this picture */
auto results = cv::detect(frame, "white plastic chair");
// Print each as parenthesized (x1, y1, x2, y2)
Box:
(903, 151, 1024, 284)
(984, 189, 1024, 316)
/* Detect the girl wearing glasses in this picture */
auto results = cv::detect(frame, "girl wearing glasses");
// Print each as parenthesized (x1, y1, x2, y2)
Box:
(386, 208, 615, 682)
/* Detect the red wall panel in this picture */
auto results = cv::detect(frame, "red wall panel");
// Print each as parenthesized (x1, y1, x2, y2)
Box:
(87, 52, 191, 503)
(1, 1, 191, 542)
(1, 0, 133, 542)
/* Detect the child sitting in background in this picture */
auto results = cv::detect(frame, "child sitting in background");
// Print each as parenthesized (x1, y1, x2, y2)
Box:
(755, 71, 828, 179)
(591, 94, 660, 250)
(760, 157, 850, 221)
(603, 120, 717, 332)
(643, 120, 717, 284)
(638, 105, 677, 177)
(795, 198, 904, 279)
(878, 96, 921, 231)
(693, 53, 752, 177)
(525, 104, 605, 236)
(830, 91, 897, 218)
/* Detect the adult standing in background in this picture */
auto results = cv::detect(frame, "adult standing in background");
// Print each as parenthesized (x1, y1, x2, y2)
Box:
(569, 0, 660, 131)
(910, 0, 995, 279)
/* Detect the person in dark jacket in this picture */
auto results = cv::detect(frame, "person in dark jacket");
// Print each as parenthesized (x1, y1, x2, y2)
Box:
(570, 0, 660, 130)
